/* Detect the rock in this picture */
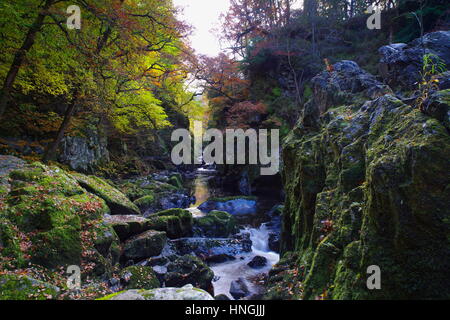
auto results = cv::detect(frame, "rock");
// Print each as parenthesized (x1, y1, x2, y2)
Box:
(2, 162, 110, 269)
(0, 274, 60, 300)
(280, 58, 450, 299)
(422, 89, 450, 130)
(104, 215, 151, 241)
(170, 235, 252, 258)
(99, 284, 214, 300)
(247, 256, 268, 269)
(0, 155, 25, 187)
(230, 278, 250, 300)
(204, 254, 236, 264)
(59, 127, 109, 173)
(193, 210, 238, 238)
(164, 255, 215, 294)
(215, 294, 230, 300)
(147, 208, 193, 239)
(122, 230, 167, 261)
(72, 173, 140, 215)
(238, 171, 252, 195)
(119, 266, 160, 290)
(133, 195, 155, 211)
(379, 31, 450, 90)
(268, 233, 280, 253)
(198, 196, 258, 216)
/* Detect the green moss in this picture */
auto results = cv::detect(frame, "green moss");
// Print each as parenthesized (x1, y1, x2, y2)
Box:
(194, 210, 237, 237)
(0, 274, 60, 300)
(148, 209, 193, 239)
(168, 174, 183, 189)
(133, 195, 155, 209)
(96, 291, 124, 300)
(120, 266, 160, 290)
(72, 173, 140, 215)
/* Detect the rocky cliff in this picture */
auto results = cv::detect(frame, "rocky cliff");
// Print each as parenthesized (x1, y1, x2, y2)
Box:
(268, 31, 450, 300)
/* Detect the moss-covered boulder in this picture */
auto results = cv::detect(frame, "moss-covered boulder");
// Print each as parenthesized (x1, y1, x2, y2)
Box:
(147, 208, 193, 239)
(72, 173, 140, 215)
(119, 266, 160, 290)
(122, 230, 167, 261)
(1, 163, 110, 269)
(193, 210, 238, 237)
(164, 255, 214, 295)
(0, 274, 60, 300)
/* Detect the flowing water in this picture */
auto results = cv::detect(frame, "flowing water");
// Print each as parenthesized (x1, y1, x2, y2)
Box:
(186, 165, 280, 299)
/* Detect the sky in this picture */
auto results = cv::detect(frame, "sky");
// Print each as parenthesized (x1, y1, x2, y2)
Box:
(173, 0, 231, 57)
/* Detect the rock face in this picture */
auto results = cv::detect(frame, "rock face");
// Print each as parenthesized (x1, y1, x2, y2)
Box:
(379, 31, 450, 90)
(275, 54, 450, 299)
(247, 256, 267, 269)
(198, 197, 258, 216)
(99, 284, 214, 300)
(59, 126, 109, 173)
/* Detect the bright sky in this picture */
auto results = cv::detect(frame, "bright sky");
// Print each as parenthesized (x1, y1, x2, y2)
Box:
(173, 0, 231, 57)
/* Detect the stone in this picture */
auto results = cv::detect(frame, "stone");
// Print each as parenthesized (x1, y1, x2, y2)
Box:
(379, 31, 450, 90)
(122, 230, 167, 261)
(247, 256, 268, 269)
(119, 266, 160, 290)
(0, 274, 60, 300)
(147, 208, 193, 239)
(72, 173, 140, 215)
(198, 196, 258, 216)
(99, 284, 214, 300)
(193, 210, 238, 238)
(104, 215, 151, 241)
(230, 278, 250, 300)
(164, 255, 215, 294)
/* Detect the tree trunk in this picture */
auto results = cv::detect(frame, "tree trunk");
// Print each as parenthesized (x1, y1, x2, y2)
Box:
(0, 0, 54, 119)
(43, 90, 79, 163)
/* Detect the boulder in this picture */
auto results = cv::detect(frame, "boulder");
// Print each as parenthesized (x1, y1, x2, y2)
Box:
(119, 266, 160, 290)
(229, 278, 250, 300)
(193, 210, 238, 238)
(122, 230, 167, 261)
(379, 31, 450, 90)
(72, 173, 140, 215)
(247, 256, 268, 269)
(164, 255, 214, 294)
(99, 284, 214, 300)
(422, 89, 450, 130)
(198, 196, 258, 216)
(2, 162, 110, 269)
(147, 208, 193, 239)
(104, 215, 151, 241)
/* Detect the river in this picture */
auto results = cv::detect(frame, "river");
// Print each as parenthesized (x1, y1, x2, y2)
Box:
(185, 165, 280, 299)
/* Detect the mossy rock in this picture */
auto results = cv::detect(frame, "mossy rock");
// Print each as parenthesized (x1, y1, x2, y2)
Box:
(193, 210, 238, 238)
(2, 163, 110, 269)
(72, 173, 140, 215)
(164, 255, 214, 294)
(120, 266, 160, 290)
(147, 208, 193, 239)
(133, 195, 155, 210)
(168, 173, 183, 189)
(122, 230, 167, 261)
(0, 274, 60, 300)
(104, 215, 151, 241)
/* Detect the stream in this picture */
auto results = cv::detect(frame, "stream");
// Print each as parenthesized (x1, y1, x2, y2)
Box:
(185, 165, 280, 299)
